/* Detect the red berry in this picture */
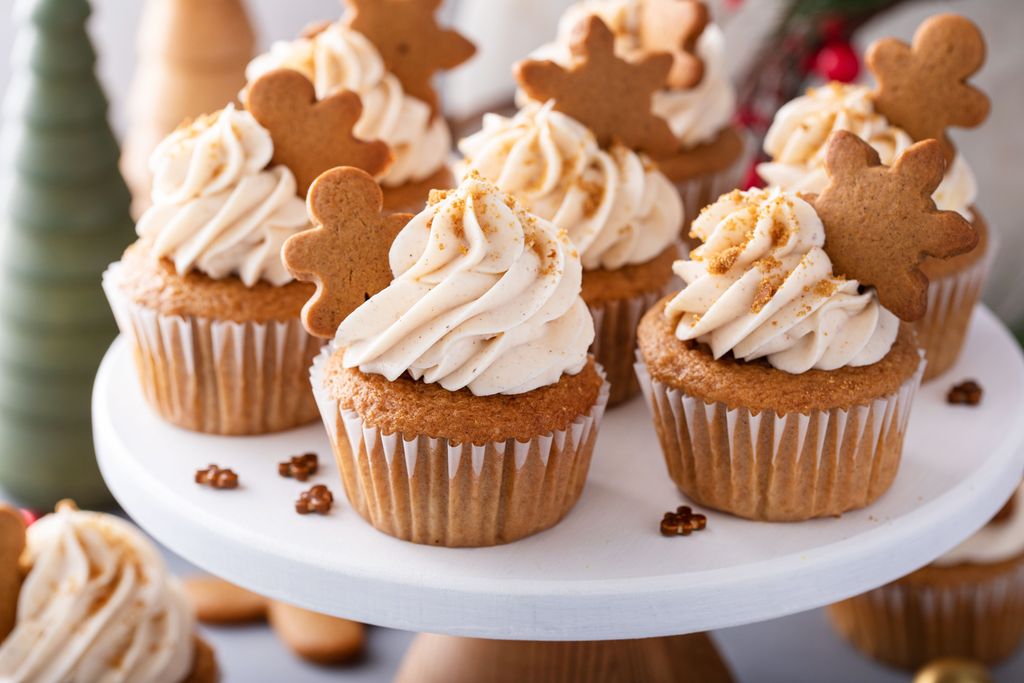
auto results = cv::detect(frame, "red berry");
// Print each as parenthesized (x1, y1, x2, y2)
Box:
(813, 41, 860, 83)
(19, 508, 39, 527)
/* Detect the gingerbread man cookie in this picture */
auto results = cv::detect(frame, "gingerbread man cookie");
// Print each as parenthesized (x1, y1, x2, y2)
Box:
(344, 0, 476, 112)
(639, 0, 709, 89)
(812, 131, 978, 321)
(867, 13, 990, 163)
(245, 69, 393, 195)
(283, 167, 412, 339)
(516, 16, 678, 156)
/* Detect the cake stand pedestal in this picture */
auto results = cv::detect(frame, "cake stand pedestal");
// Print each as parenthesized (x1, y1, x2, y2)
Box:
(93, 308, 1024, 682)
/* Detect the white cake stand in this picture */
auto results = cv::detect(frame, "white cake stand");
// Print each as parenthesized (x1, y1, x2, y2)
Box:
(94, 307, 1024, 683)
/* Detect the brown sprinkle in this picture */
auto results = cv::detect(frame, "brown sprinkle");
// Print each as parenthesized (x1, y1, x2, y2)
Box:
(660, 506, 707, 537)
(278, 453, 319, 482)
(296, 485, 334, 515)
(195, 465, 239, 490)
(947, 380, 983, 406)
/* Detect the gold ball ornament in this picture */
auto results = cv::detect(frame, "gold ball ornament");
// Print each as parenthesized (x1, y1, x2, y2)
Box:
(914, 658, 993, 683)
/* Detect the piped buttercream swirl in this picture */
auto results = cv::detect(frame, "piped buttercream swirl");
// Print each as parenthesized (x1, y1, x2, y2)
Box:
(665, 188, 899, 374)
(245, 21, 450, 187)
(458, 102, 682, 270)
(336, 174, 594, 396)
(0, 506, 195, 683)
(139, 105, 311, 287)
(758, 83, 976, 219)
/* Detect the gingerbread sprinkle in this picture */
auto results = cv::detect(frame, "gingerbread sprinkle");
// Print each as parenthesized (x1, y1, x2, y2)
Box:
(947, 379, 983, 406)
(660, 505, 707, 536)
(296, 485, 334, 515)
(279, 453, 319, 481)
(195, 465, 239, 490)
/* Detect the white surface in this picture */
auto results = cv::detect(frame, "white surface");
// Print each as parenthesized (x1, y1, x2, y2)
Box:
(94, 307, 1024, 641)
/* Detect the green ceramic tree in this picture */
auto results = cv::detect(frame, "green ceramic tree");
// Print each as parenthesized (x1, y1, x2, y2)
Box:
(0, 0, 134, 507)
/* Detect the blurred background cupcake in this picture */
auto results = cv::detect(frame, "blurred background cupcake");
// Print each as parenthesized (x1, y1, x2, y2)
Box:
(828, 483, 1024, 669)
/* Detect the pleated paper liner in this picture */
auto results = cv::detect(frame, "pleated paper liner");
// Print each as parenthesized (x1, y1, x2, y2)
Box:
(588, 288, 667, 407)
(917, 228, 995, 382)
(310, 348, 611, 547)
(635, 353, 924, 521)
(103, 264, 323, 435)
(827, 557, 1024, 669)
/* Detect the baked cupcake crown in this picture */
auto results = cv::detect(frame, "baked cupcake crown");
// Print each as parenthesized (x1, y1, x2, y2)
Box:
(515, 16, 678, 156)
(282, 167, 412, 339)
(245, 69, 393, 196)
(344, 0, 476, 113)
(811, 130, 978, 322)
(867, 13, 989, 164)
(637, 0, 709, 89)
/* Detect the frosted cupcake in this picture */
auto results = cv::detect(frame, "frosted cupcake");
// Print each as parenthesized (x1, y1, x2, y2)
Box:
(244, 2, 475, 213)
(286, 169, 609, 547)
(758, 14, 992, 381)
(462, 17, 684, 406)
(528, 0, 746, 225)
(103, 105, 322, 435)
(636, 131, 977, 521)
(828, 484, 1024, 668)
(0, 502, 217, 682)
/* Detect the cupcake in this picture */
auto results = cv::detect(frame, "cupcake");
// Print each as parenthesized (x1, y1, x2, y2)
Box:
(636, 131, 977, 521)
(0, 501, 217, 682)
(103, 105, 324, 435)
(284, 168, 609, 547)
(243, 1, 475, 214)
(828, 484, 1024, 669)
(461, 17, 685, 406)
(758, 14, 991, 381)
(527, 0, 747, 225)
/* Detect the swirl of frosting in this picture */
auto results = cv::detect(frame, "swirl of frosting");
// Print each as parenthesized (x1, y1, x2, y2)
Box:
(245, 21, 450, 187)
(666, 188, 899, 374)
(336, 174, 594, 396)
(529, 0, 736, 149)
(138, 105, 311, 287)
(0, 505, 195, 683)
(934, 485, 1024, 566)
(458, 102, 682, 270)
(758, 83, 976, 219)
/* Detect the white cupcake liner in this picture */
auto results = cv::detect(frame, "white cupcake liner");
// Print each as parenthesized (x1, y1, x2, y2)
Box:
(310, 347, 611, 546)
(918, 233, 995, 381)
(588, 287, 669, 407)
(828, 559, 1024, 668)
(103, 263, 323, 435)
(635, 352, 924, 521)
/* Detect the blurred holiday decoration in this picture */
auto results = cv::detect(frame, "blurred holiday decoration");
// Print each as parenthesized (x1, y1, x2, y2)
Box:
(120, 0, 255, 217)
(914, 658, 993, 683)
(0, 0, 135, 507)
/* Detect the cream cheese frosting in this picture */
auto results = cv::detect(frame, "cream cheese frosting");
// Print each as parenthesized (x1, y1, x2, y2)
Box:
(528, 0, 736, 149)
(0, 505, 195, 683)
(935, 486, 1024, 566)
(666, 188, 899, 374)
(336, 174, 594, 396)
(138, 104, 311, 287)
(245, 20, 450, 188)
(758, 83, 976, 219)
(458, 102, 682, 271)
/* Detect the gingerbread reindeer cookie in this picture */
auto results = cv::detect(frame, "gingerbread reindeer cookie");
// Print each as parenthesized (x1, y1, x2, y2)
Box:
(639, 0, 709, 89)
(344, 0, 476, 112)
(812, 131, 978, 321)
(516, 16, 678, 156)
(282, 167, 412, 339)
(867, 13, 990, 163)
(245, 69, 393, 195)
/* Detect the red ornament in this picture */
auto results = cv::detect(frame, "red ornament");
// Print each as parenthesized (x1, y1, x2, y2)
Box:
(19, 508, 39, 527)
(813, 41, 860, 83)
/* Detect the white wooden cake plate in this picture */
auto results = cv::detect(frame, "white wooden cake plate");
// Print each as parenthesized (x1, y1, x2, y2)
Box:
(94, 307, 1024, 682)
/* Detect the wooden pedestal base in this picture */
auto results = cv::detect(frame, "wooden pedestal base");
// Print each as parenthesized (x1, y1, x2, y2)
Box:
(393, 632, 735, 683)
